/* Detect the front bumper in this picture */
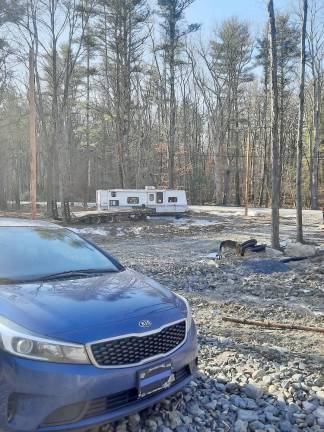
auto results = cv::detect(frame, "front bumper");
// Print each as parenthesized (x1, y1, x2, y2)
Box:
(0, 322, 197, 432)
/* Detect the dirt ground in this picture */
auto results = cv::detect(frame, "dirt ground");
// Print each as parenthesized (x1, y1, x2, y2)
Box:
(74, 208, 324, 359)
(67, 208, 324, 431)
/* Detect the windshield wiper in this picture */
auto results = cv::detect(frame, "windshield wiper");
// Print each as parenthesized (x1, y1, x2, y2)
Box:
(39, 269, 116, 281)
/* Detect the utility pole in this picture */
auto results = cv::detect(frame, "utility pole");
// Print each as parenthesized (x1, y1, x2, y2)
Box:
(29, 44, 37, 220)
(245, 129, 251, 216)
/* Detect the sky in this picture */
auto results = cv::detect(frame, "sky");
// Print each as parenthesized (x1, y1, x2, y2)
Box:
(184, 0, 297, 37)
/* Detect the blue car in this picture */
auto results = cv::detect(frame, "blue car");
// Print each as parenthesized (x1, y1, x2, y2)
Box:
(0, 218, 198, 432)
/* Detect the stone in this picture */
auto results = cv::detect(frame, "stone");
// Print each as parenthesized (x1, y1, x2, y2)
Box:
(262, 375, 273, 386)
(252, 369, 266, 380)
(284, 242, 317, 257)
(279, 421, 293, 432)
(226, 382, 239, 393)
(314, 406, 324, 426)
(231, 396, 248, 409)
(237, 409, 259, 422)
(250, 420, 266, 431)
(145, 419, 158, 431)
(175, 427, 188, 432)
(234, 419, 248, 432)
(316, 389, 324, 400)
(168, 410, 182, 429)
(187, 403, 205, 417)
(205, 400, 217, 410)
(244, 383, 264, 400)
(302, 401, 316, 413)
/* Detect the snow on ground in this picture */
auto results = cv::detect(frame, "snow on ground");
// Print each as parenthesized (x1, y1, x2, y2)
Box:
(152, 216, 221, 229)
(69, 227, 108, 236)
(190, 206, 322, 224)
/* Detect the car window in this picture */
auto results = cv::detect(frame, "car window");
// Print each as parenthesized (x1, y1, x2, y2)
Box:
(0, 227, 118, 282)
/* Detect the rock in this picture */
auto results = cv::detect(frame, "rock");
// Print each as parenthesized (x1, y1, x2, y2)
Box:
(313, 376, 324, 387)
(115, 422, 128, 432)
(262, 375, 273, 386)
(250, 420, 266, 431)
(234, 419, 248, 432)
(315, 389, 324, 400)
(231, 395, 247, 409)
(302, 401, 316, 413)
(187, 403, 205, 417)
(128, 413, 141, 431)
(237, 409, 259, 422)
(205, 400, 217, 410)
(279, 421, 293, 432)
(168, 410, 182, 429)
(314, 406, 324, 426)
(252, 369, 266, 380)
(284, 242, 317, 257)
(226, 382, 239, 393)
(175, 427, 188, 432)
(145, 419, 158, 431)
(264, 248, 284, 258)
(244, 383, 264, 400)
(245, 398, 258, 409)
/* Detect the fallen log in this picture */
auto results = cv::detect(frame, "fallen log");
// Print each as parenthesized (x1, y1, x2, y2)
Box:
(222, 316, 324, 334)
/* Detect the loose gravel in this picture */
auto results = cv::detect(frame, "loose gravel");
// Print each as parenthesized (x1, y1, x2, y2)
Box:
(70, 210, 323, 432)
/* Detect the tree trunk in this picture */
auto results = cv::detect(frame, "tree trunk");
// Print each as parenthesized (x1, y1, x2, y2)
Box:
(296, 0, 307, 243)
(84, 40, 91, 208)
(234, 97, 240, 206)
(311, 78, 321, 209)
(268, 0, 280, 249)
(47, 0, 59, 216)
(168, 13, 176, 189)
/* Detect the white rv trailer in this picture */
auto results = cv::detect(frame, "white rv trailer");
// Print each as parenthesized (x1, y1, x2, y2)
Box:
(96, 186, 188, 214)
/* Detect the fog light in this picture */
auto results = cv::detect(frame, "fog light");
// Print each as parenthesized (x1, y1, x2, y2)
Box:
(16, 339, 34, 355)
(41, 401, 86, 426)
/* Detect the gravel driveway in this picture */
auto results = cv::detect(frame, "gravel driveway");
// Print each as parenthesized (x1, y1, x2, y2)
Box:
(71, 209, 324, 432)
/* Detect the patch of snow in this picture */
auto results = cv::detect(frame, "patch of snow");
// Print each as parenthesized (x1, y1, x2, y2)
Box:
(154, 216, 220, 227)
(191, 219, 219, 226)
(130, 227, 144, 235)
(69, 227, 107, 236)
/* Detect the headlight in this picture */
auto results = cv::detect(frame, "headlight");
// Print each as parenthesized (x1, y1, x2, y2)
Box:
(0, 317, 90, 364)
(174, 293, 192, 329)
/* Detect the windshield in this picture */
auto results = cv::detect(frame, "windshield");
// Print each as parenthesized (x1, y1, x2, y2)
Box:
(0, 227, 119, 283)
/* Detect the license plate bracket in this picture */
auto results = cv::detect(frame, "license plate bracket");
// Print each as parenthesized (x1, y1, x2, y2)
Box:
(137, 361, 175, 398)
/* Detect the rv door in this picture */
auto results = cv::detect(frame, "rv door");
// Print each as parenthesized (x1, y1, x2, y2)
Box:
(156, 192, 163, 204)
(97, 190, 109, 209)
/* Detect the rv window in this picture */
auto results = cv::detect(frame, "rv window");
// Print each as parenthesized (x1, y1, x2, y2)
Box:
(149, 193, 155, 202)
(127, 197, 139, 205)
(109, 200, 119, 206)
(168, 197, 178, 203)
(111, 191, 117, 197)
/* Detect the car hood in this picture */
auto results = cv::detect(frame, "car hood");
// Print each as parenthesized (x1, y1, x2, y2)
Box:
(0, 269, 181, 341)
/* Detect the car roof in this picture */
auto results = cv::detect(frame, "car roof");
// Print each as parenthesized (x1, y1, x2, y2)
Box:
(0, 218, 60, 228)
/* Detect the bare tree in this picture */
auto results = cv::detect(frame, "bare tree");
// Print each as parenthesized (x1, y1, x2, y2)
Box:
(268, 0, 281, 249)
(296, 0, 308, 242)
(307, 0, 323, 209)
(157, 0, 199, 188)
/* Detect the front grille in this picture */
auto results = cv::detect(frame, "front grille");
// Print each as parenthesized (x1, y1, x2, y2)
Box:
(90, 321, 186, 367)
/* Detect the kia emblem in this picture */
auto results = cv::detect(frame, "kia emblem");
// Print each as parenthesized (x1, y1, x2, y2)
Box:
(139, 320, 152, 328)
